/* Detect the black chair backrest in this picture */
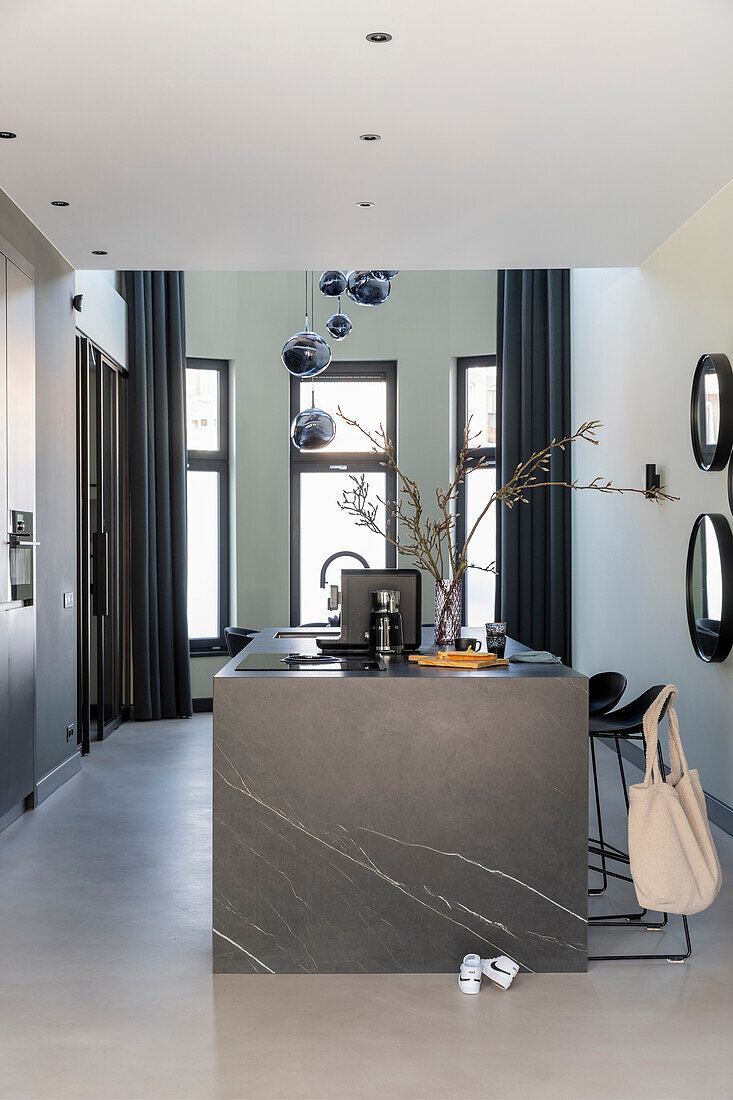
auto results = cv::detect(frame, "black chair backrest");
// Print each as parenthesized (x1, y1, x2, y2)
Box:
(604, 684, 671, 728)
(634, 685, 673, 724)
(589, 672, 627, 715)
(224, 627, 258, 658)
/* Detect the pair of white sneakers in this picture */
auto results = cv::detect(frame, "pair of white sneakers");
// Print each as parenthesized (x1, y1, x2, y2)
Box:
(458, 953, 519, 994)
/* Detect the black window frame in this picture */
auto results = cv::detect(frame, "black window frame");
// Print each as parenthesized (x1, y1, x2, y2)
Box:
(290, 361, 397, 627)
(456, 354, 498, 622)
(186, 357, 230, 657)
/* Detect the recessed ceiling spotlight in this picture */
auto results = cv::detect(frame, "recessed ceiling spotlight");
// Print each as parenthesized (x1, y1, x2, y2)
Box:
(51, 200, 69, 207)
(92, 250, 108, 255)
(356, 201, 375, 208)
(0, 131, 17, 139)
(366, 31, 392, 43)
(359, 133, 381, 142)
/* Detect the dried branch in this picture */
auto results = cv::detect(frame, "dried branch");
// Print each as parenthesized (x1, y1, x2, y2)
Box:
(466, 561, 497, 574)
(336, 412, 678, 582)
(337, 408, 444, 578)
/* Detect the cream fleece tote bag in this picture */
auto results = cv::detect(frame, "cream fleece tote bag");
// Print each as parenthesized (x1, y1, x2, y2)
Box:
(628, 685, 722, 915)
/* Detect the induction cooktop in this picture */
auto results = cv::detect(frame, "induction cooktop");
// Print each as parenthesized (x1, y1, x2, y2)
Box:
(235, 651, 386, 672)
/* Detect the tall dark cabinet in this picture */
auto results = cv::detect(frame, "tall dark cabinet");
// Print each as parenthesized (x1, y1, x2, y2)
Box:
(0, 239, 36, 826)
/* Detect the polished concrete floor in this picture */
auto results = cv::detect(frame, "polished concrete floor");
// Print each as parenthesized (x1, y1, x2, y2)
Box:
(0, 715, 730, 1100)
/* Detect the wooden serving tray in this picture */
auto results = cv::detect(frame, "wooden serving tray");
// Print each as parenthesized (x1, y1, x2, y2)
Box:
(436, 649, 496, 662)
(408, 654, 509, 670)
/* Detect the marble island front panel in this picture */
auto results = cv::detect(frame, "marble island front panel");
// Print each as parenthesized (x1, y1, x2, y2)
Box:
(213, 647, 588, 974)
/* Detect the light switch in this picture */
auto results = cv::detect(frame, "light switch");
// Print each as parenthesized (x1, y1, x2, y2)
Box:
(63, 591, 74, 609)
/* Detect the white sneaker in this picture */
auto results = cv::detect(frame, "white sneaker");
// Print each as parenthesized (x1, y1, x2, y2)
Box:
(458, 953, 483, 994)
(481, 955, 519, 990)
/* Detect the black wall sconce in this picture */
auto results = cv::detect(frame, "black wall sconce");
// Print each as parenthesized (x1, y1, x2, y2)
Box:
(645, 464, 661, 497)
(72, 293, 83, 312)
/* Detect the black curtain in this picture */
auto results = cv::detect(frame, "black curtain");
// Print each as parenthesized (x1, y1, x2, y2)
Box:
(495, 270, 572, 663)
(124, 271, 192, 719)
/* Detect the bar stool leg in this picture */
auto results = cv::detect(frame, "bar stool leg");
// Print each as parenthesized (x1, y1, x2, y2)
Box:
(611, 734, 651, 923)
(588, 733, 608, 896)
(588, 737, 648, 924)
(614, 735, 630, 811)
(589, 729, 691, 962)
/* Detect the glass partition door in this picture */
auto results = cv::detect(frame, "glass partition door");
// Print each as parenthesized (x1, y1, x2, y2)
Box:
(76, 335, 130, 751)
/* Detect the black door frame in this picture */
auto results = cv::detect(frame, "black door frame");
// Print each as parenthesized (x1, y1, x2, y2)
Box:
(455, 354, 498, 622)
(185, 357, 231, 657)
(76, 333, 130, 753)
(289, 361, 397, 626)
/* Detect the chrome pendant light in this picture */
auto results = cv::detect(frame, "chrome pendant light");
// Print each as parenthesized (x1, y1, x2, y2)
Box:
(346, 269, 391, 306)
(370, 269, 399, 280)
(291, 384, 336, 451)
(319, 270, 347, 297)
(326, 297, 352, 341)
(281, 271, 332, 378)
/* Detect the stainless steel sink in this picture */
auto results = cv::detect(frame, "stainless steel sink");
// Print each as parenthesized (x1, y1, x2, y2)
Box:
(274, 630, 329, 639)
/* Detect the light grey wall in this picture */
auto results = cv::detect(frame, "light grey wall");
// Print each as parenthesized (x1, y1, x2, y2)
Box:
(0, 188, 77, 784)
(186, 271, 497, 697)
(74, 270, 127, 368)
(572, 180, 733, 809)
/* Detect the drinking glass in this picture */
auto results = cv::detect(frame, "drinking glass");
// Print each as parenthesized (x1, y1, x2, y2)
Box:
(485, 622, 507, 658)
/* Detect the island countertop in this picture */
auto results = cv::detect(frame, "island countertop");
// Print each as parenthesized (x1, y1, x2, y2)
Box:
(215, 626, 583, 679)
(213, 627, 589, 975)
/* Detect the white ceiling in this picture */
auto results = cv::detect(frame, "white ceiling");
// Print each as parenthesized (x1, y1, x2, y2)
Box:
(2, 0, 732, 270)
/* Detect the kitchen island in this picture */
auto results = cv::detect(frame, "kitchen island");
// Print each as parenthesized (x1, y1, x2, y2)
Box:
(213, 629, 588, 974)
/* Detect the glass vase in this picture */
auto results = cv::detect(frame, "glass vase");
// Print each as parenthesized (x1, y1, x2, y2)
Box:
(434, 579, 462, 646)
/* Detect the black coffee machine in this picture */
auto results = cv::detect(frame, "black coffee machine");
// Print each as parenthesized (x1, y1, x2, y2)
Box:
(369, 589, 404, 655)
(317, 569, 422, 653)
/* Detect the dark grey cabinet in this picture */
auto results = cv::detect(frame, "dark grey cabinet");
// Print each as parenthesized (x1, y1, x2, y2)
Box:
(0, 610, 10, 815)
(0, 244, 36, 824)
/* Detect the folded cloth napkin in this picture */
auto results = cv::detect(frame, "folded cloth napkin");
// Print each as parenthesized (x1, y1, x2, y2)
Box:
(509, 650, 562, 664)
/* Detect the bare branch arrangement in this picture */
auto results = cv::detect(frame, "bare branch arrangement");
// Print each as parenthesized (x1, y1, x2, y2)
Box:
(337, 410, 678, 583)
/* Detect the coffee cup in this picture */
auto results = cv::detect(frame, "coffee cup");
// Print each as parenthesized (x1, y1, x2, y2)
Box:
(485, 622, 507, 658)
(454, 637, 482, 652)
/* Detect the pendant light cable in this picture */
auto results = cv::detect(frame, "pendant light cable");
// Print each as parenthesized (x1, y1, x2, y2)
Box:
(311, 272, 316, 409)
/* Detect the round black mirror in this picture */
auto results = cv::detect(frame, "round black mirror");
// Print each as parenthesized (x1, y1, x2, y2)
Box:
(686, 513, 733, 662)
(690, 353, 733, 471)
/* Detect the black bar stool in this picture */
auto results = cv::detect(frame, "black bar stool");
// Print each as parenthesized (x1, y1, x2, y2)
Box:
(224, 627, 259, 658)
(587, 680, 692, 963)
(589, 671, 627, 717)
(588, 672, 627, 896)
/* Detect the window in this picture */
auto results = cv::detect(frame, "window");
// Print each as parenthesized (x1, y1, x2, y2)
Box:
(290, 362, 397, 625)
(186, 358, 229, 654)
(456, 356, 498, 627)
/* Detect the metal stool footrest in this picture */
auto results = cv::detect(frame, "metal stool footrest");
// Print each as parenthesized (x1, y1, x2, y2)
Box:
(588, 914, 691, 963)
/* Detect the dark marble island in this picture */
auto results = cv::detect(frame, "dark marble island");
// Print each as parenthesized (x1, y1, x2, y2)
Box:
(213, 629, 588, 974)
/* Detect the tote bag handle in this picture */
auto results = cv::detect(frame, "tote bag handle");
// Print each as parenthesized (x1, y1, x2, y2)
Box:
(641, 685, 681, 786)
(665, 701, 690, 784)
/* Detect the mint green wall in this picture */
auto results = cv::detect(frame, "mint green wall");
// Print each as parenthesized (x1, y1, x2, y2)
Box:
(185, 271, 497, 698)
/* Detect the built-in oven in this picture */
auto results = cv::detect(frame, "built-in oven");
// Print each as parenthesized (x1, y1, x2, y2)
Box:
(8, 510, 36, 605)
